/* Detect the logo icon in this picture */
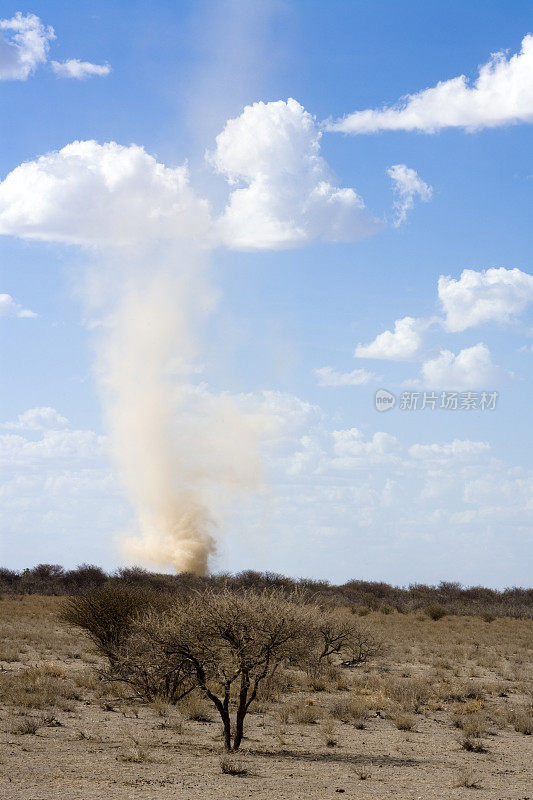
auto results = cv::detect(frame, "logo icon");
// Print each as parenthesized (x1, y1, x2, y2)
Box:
(375, 389, 396, 412)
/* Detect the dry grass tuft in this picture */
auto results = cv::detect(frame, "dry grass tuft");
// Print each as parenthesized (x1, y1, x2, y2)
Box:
(456, 768, 482, 788)
(9, 715, 42, 735)
(220, 752, 247, 775)
(177, 693, 212, 722)
(508, 708, 533, 735)
(0, 665, 79, 710)
(320, 719, 338, 747)
(355, 766, 372, 780)
(287, 698, 322, 725)
(117, 734, 151, 763)
(393, 712, 415, 730)
(328, 696, 371, 726)
(460, 736, 487, 753)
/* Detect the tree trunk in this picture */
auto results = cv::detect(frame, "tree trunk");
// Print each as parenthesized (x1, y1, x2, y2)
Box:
(221, 710, 232, 751)
(232, 672, 249, 751)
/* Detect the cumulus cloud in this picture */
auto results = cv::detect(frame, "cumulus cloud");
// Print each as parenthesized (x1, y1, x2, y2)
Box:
(351, 265, 533, 380)
(388, 164, 432, 225)
(51, 59, 111, 79)
(438, 267, 533, 332)
(0, 293, 36, 318)
(314, 366, 375, 386)
(1, 407, 69, 431)
(0, 140, 211, 246)
(0, 102, 384, 252)
(0, 12, 54, 80)
(332, 428, 399, 461)
(355, 316, 426, 360)
(208, 98, 380, 249)
(329, 35, 533, 134)
(420, 343, 509, 389)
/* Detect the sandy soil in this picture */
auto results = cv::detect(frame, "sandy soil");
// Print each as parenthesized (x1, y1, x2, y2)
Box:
(0, 596, 531, 800)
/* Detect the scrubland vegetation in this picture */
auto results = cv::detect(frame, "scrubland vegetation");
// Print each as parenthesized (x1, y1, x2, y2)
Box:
(1, 563, 532, 618)
(0, 568, 531, 799)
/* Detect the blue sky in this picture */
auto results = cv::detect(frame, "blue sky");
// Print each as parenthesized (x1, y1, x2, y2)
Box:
(1, 1, 532, 586)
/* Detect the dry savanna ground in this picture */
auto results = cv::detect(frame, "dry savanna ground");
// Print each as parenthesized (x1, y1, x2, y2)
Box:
(0, 595, 531, 800)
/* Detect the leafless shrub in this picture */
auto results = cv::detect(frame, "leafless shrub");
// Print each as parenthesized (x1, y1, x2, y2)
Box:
(103, 589, 320, 750)
(426, 603, 447, 621)
(315, 609, 383, 669)
(60, 583, 166, 661)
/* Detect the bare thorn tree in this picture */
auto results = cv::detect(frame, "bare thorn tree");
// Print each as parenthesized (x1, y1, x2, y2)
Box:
(316, 609, 383, 668)
(127, 589, 316, 750)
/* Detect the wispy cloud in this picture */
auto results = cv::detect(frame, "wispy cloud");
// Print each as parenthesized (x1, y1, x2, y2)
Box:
(51, 59, 110, 79)
(0, 293, 36, 318)
(388, 164, 432, 226)
(314, 366, 376, 386)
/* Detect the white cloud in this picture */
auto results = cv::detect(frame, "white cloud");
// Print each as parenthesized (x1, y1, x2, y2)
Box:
(420, 343, 509, 389)
(208, 98, 380, 249)
(0, 12, 110, 82)
(0, 409, 126, 562)
(388, 164, 432, 225)
(0, 408, 106, 467)
(314, 366, 375, 386)
(0, 293, 36, 318)
(2, 395, 531, 584)
(332, 428, 399, 461)
(0, 428, 106, 465)
(51, 59, 111, 79)
(409, 439, 490, 460)
(1, 407, 69, 431)
(351, 266, 532, 380)
(355, 316, 425, 360)
(463, 474, 533, 509)
(329, 35, 533, 134)
(0, 12, 54, 80)
(0, 140, 211, 246)
(438, 267, 533, 332)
